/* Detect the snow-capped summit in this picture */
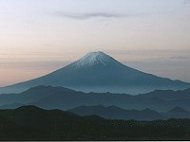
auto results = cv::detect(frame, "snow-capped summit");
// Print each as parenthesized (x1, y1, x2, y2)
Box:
(72, 51, 120, 68)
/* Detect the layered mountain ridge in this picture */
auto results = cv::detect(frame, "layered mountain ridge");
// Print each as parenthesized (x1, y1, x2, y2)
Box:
(1, 85, 190, 113)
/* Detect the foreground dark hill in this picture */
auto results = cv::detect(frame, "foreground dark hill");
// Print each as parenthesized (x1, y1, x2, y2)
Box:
(1, 86, 190, 113)
(1, 51, 189, 94)
(0, 105, 190, 140)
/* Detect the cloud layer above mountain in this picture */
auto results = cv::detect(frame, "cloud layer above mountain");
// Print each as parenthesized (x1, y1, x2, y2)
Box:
(53, 12, 125, 20)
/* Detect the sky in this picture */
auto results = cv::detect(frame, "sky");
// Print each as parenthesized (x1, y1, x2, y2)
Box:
(0, 0, 190, 87)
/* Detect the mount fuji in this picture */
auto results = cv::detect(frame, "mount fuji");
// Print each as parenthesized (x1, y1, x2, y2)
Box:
(0, 51, 190, 94)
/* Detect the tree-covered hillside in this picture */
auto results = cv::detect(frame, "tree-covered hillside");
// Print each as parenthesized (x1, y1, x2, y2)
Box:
(0, 106, 190, 140)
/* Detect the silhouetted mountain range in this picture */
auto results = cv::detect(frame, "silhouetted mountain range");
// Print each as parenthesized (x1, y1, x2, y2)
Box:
(1, 86, 190, 116)
(69, 105, 163, 121)
(166, 106, 190, 119)
(1, 105, 190, 140)
(1, 51, 189, 94)
(69, 105, 190, 121)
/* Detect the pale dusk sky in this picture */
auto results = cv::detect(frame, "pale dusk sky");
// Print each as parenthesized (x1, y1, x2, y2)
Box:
(0, 0, 190, 86)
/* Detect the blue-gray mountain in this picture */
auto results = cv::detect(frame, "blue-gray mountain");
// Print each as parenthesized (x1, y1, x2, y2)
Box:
(69, 105, 164, 121)
(1, 86, 190, 113)
(0, 51, 190, 94)
(69, 105, 190, 121)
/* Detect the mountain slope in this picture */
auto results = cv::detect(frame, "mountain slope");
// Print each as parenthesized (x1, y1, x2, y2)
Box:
(0, 51, 190, 94)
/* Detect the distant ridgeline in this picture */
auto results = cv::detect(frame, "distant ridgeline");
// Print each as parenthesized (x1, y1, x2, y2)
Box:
(0, 51, 190, 94)
(1, 85, 190, 120)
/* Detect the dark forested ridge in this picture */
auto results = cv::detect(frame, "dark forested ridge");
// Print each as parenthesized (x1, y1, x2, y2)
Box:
(0, 106, 190, 140)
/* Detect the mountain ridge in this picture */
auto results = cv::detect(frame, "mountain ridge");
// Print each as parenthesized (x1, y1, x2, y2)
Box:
(69, 105, 190, 120)
(1, 105, 190, 140)
(1, 85, 190, 112)
(69, 105, 163, 121)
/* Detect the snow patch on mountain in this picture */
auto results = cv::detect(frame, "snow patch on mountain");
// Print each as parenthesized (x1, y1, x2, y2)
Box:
(72, 51, 119, 68)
